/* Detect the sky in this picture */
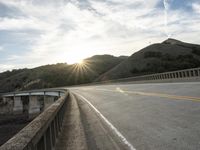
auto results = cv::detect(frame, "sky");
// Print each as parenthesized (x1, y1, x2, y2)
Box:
(0, 0, 200, 72)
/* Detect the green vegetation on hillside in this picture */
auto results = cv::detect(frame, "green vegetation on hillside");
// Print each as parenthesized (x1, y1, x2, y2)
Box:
(97, 39, 200, 81)
(0, 55, 126, 93)
(133, 52, 200, 74)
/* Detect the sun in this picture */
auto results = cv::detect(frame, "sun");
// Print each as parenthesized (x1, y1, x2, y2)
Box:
(67, 57, 85, 65)
(66, 48, 93, 65)
(77, 59, 84, 65)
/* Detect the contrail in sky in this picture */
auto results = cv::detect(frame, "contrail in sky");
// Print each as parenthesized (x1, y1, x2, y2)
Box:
(163, 0, 171, 38)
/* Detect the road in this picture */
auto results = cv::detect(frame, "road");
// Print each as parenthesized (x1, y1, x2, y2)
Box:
(67, 82, 200, 150)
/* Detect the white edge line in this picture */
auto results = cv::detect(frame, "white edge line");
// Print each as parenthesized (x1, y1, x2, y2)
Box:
(74, 92, 136, 150)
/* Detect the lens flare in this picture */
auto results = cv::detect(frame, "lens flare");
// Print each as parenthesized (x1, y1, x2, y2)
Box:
(67, 59, 98, 84)
(77, 59, 84, 65)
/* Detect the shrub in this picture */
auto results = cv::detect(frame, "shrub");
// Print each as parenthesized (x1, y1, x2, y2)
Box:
(144, 51, 162, 58)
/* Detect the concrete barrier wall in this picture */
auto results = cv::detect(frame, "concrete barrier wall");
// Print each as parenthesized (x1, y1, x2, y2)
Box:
(99, 67, 200, 84)
(0, 90, 68, 150)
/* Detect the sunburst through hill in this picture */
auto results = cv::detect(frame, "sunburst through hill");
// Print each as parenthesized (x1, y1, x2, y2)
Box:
(0, 55, 126, 93)
(77, 59, 84, 65)
(67, 59, 97, 84)
(66, 55, 126, 85)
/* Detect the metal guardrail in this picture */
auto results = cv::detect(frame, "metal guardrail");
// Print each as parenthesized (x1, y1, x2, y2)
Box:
(0, 90, 68, 150)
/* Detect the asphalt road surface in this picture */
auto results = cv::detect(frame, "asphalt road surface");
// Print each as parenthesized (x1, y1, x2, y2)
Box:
(68, 82, 200, 150)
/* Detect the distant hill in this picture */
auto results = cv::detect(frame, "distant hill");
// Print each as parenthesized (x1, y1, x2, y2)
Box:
(0, 55, 127, 93)
(1, 39, 200, 93)
(97, 39, 200, 81)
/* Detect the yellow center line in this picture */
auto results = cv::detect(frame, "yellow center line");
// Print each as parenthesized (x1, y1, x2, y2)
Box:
(95, 88, 200, 102)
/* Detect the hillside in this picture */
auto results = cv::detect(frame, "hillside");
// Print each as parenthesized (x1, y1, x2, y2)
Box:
(97, 39, 200, 81)
(1, 38, 200, 93)
(0, 55, 126, 93)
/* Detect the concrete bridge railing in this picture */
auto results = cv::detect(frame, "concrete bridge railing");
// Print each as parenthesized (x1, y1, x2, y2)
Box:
(100, 67, 200, 83)
(0, 89, 68, 150)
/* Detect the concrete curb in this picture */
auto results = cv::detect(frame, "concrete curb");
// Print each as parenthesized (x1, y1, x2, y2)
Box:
(55, 93, 88, 150)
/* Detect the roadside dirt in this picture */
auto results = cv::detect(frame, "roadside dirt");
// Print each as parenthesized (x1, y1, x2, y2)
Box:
(0, 114, 31, 146)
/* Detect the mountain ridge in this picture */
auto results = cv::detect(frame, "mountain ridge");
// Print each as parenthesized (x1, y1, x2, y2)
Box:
(97, 39, 200, 81)
(0, 39, 200, 92)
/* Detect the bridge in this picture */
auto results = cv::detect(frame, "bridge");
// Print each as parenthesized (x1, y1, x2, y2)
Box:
(0, 67, 200, 150)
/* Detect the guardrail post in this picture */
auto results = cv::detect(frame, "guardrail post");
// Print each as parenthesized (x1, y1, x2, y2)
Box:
(163, 74, 166, 79)
(194, 70, 198, 76)
(191, 70, 194, 77)
(175, 73, 177, 78)
(37, 136, 45, 150)
(182, 71, 185, 78)
(149, 76, 152, 80)
(159, 74, 162, 80)
(188, 70, 191, 77)
(165, 74, 168, 79)
(155, 75, 158, 80)
(58, 112, 61, 131)
(49, 126, 53, 150)
(44, 134, 47, 150)
(166, 74, 168, 79)
(162, 74, 164, 79)
(45, 127, 52, 150)
(153, 76, 156, 80)
(169, 73, 172, 78)
(177, 72, 179, 78)
(179, 72, 182, 78)
(51, 121, 56, 146)
(171, 73, 174, 78)
(171, 73, 173, 78)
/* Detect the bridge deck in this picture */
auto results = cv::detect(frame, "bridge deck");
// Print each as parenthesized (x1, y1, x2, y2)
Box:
(64, 82, 200, 150)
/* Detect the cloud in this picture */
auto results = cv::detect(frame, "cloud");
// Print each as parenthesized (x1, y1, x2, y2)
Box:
(6, 55, 21, 61)
(0, 17, 44, 31)
(0, 0, 199, 71)
(0, 64, 15, 72)
(192, 2, 200, 14)
(0, 46, 3, 51)
(163, 0, 172, 37)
